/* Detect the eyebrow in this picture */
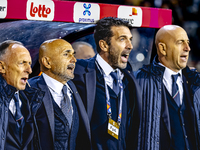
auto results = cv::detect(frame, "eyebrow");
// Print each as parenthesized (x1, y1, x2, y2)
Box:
(19, 60, 32, 65)
(64, 50, 72, 53)
(63, 49, 75, 55)
(177, 39, 190, 42)
(118, 35, 132, 39)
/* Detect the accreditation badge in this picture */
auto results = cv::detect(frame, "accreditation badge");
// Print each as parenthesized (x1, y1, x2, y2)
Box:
(108, 118, 119, 139)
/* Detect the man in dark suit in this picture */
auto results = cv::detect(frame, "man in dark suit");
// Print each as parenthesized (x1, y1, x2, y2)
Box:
(0, 40, 43, 150)
(134, 25, 200, 150)
(28, 39, 91, 150)
(72, 17, 142, 150)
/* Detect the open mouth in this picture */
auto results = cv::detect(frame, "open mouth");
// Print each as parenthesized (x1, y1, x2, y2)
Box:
(180, 54, 188, 62)
(121, 53, 129, 63)
(67, 64, 75, 70)
(21, 77, 28, 84)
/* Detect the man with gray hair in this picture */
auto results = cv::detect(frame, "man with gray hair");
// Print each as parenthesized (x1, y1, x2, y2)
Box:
(0, 40, 43, 150)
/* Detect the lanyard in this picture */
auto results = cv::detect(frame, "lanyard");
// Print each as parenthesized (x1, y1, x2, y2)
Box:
(95, 61, 124, 126)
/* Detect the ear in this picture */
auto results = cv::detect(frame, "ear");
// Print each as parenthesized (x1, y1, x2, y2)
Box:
(41, 56, 51, 69)
(0, 61, 6, 74)
(99, 40, 109, 52)
(158, 42, 167, 56)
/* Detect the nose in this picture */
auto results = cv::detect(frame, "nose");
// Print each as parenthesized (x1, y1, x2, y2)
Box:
(26, 64, 32, 74)
(70, 55, 77, 63)
(126, 39, 133, 50)
(184, 42, 191, 51)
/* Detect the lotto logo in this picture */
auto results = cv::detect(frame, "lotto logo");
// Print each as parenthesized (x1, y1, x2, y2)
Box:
(0, 0, 7, 19)
(26, 0, 54, 21)
(30, 2, 51, 18)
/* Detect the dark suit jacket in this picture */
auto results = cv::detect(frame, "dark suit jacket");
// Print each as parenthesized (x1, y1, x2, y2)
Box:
(134, 56, 200, 150)
(72, 56, 142, 149)
(160, 75, 197, 150)
(6, 90, 42, 150)
(28, 75, 91, 150)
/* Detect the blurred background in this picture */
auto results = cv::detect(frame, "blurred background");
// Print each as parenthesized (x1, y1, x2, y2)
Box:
(56, 0, 200, 71)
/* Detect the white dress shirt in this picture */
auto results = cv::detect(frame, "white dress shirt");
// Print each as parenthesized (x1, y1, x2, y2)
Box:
(96, 54, 124, 89)
(159, 63, 183, 104)
(42, 73, 73, 110)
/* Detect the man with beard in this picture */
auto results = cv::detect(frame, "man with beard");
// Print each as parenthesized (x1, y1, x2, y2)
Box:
(72, 17, 142, 150)
(28, 39, 91, 150)
(134, 25, 200, 150)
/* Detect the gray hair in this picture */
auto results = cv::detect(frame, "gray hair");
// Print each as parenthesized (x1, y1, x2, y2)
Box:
(72, 41, 93, 50)
(0, 40, 23, 60)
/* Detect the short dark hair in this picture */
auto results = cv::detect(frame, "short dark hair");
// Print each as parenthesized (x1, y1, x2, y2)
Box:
(94, 17, 131, 53)
(0, 40, 23, 59)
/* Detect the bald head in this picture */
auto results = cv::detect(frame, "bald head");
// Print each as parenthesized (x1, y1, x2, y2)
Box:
(155, 25, 190, 72)
(39, 39, 72, 62)
(72, 41, 95, 59)
(155, 25, 186, 47)
(39, 39, 76, 84)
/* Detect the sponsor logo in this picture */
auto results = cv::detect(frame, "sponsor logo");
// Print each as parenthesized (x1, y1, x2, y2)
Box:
(0, 6, 6, 12)
(73, 2, 100, 23)
(83, 3, 91, 16)
(0, 0, 7, 18)
(129, 8, 138, 16)
(26, 0, 54, 21)
(118, 6, 142, 27)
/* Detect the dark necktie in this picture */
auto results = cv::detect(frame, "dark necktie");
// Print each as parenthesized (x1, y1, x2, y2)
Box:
(110, 71, 120, 95)
(13, 93, 24, 127)
(61, 85, 73, 128)
(172, 74, 181, 107)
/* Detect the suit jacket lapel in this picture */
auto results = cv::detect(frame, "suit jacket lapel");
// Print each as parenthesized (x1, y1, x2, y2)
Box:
(182, 75, 196, 124)
(85, 57, 96, 122)
(161, 85, 171, 138)
(18, 91, 34, 148)
(85, 71, 96, 122)
(160, 75, 196, 140)
(68, 80, 91, 141)
(8, 110, 22, 145)
(37, 76, 55, 141)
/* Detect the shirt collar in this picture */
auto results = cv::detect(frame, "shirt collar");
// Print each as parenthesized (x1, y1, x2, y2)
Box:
(158, 63, 183, 82)
(96, 54, 114, 76)
(42, 73, 71, 94)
